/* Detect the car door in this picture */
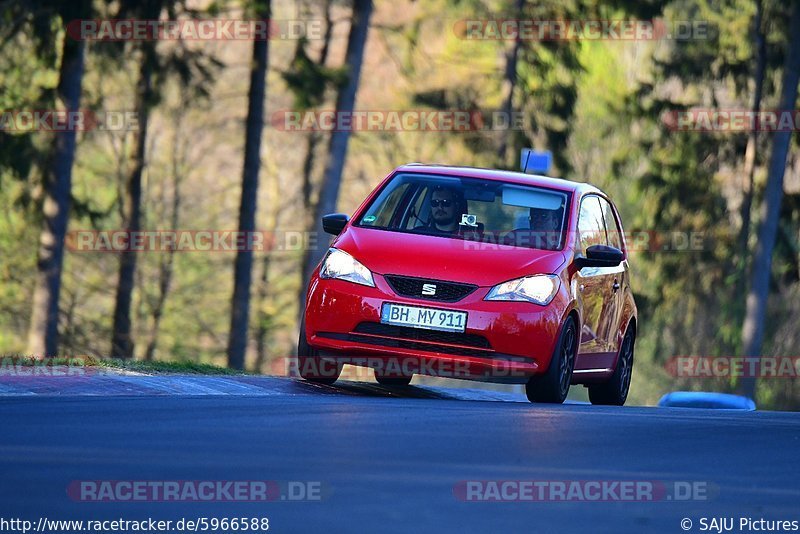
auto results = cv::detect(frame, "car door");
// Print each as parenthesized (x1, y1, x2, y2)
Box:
(573, 195, 616, 370)
(596, 196, 628, 355)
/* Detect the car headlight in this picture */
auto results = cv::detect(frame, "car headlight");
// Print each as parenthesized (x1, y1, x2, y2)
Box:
(319, 248, 375, 287)
(484, 274, 560, 305)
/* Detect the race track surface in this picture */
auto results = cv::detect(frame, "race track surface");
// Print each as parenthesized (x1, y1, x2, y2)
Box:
(1, 377, 798, 533)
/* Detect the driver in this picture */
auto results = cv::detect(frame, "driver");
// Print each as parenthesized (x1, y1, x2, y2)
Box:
(418, 186, 466, 235)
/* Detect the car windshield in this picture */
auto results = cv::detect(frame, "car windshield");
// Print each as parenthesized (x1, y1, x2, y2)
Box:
(356, 173, 570, 250)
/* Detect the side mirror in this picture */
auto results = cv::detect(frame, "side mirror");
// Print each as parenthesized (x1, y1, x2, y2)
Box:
(322, 213, 349, 235)
(575, 244, 624, 269)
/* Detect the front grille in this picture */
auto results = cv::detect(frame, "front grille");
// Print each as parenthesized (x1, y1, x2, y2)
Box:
(384, 275, 477, 302)
(354, 322, 491, 349)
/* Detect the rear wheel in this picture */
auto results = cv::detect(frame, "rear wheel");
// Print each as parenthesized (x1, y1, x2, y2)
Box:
(588, 325, 635, 406)
(374, 373, 412, 387)
(297, 323, 341, 385)
(526, 317, 577, 404)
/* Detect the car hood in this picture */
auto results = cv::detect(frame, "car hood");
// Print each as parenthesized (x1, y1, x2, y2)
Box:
(332, 227, 567, 287)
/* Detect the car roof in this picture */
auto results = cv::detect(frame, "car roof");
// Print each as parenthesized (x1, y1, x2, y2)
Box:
(395, 163, 605, 197)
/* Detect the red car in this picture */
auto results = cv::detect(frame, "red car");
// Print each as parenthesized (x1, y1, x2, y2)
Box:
(298, 164, 637, 405)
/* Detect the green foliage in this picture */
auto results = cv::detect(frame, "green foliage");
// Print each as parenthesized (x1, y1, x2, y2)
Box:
(2, 0, 800, 408)
(281, 37, 347, 110)
(566, 0, 800, 409)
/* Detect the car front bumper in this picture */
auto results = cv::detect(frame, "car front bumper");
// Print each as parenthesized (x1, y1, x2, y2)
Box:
(304, 273, 568, 383)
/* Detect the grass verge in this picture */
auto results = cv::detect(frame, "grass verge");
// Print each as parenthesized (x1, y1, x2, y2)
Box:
(0, 355, 246, 375)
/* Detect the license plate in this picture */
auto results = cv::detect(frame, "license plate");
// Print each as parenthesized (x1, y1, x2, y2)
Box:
(380, 303, 467, 333)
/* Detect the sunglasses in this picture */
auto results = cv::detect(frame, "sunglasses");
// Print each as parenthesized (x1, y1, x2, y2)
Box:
(430, 199, 454, 208)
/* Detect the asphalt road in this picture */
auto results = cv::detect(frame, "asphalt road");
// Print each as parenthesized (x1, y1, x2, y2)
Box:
(1, 380, 799, 533)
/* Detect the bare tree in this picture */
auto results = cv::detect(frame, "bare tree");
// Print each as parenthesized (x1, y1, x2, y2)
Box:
(26, 1, 90, 357)
(301, 0, 336, 213)
(740, 0, 800, 400)
(496, 0, 524, 167)
(227, 0, 271, 370)
(735, 0, 767, 297)
(253, 167, 281, 372)
(144, 109, 185, 361)
(300, 0, 373, 306)
(111, 0, 162, 358)
(111, 0, 220, 359)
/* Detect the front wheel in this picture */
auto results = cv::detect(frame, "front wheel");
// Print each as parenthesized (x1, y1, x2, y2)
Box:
(297, 323, 341, 385)
(588, 325, 635, 406)
(526, 317, 577, 404)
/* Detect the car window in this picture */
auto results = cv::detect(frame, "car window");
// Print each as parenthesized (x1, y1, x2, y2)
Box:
(356, 173, 570, 250)
(598, 197, 623, 251)
(402, 186, 429, 230)
(365, 181, 411, 228)
(577, 195, 607, 255)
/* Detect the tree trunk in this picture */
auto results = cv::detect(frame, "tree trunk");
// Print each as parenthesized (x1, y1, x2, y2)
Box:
(735, 0, 766, 299)
(300, 0, 373, 310)
(26, 26, 86, 357)
(303, 0, 333, 214)
(254, 157, 282, 372)
(227, 0, 271, 370)
(295, 0, 337, 336)
(739, 0, 800, 400)
(144, 117, 183, 362)
(301, 132, 320, 212)
(300, 0, 334, 215)
(110, 33, 158, 359)
(496, 0, 524, 167)
(253, 256, 273, 373)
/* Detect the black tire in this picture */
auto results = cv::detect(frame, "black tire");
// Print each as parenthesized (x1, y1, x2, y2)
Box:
(526, 317, 577, 404)
(297, 323, 341, 385)
(374, 373, 412, 387)
(588, 326, 635, 406)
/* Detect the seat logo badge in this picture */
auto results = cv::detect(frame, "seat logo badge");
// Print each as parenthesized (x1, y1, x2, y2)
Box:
(421, 284, 437, 296)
